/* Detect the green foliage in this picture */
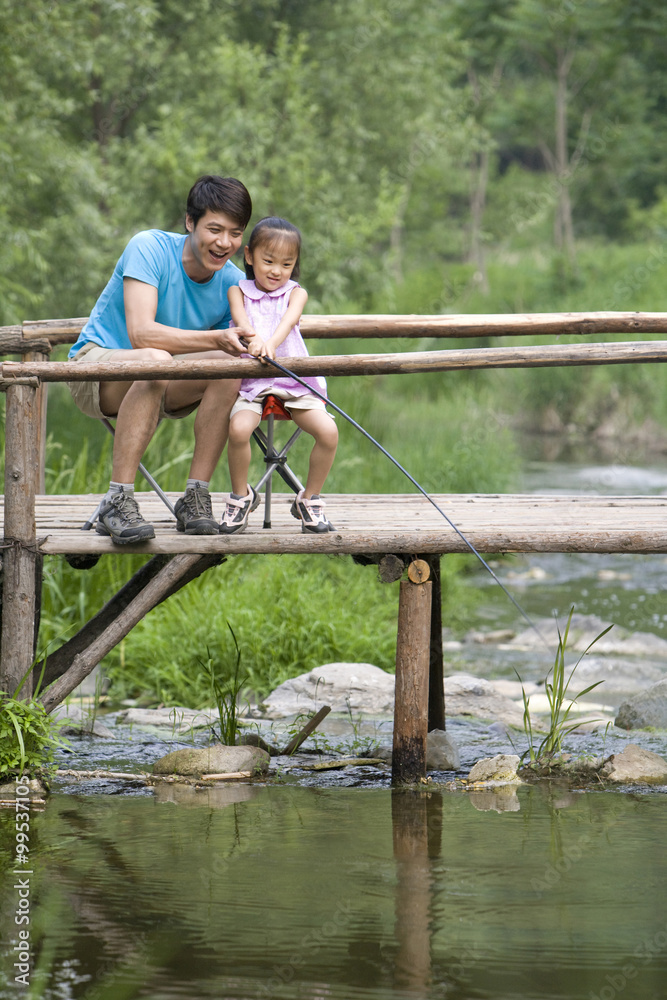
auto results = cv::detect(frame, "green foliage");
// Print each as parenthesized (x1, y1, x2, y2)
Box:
(101, 555, 399, 704)
(200, 630, 246, 747)
(3, 0, 666, 324)
(0, 693, 66, 778)
(517, 607, 611, 765)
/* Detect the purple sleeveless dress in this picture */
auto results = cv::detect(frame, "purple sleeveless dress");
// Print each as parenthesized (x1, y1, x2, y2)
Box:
(234, 279, 327, 403)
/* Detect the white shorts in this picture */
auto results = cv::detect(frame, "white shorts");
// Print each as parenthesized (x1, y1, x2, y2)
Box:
(230, 388, 328, 420)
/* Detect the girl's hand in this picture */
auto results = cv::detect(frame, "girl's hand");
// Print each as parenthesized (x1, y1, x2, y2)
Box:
(243, 333, 264, 357)
(259, 341, 276, 362)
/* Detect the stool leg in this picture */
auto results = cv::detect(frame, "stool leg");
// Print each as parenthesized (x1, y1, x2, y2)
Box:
(264, 415, 274, 529)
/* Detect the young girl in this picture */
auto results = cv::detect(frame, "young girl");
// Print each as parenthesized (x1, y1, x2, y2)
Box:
(220, 217, 338, 534)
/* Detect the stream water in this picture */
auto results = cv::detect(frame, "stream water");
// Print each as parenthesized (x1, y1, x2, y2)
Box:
(1, 442, 666, 1000)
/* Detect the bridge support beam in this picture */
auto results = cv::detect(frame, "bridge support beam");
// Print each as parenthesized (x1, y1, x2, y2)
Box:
(392, 560, 432, 785)
(423, 554, 445, 732)
(40, 553, 206, 713)
(1, 381, 39, 698)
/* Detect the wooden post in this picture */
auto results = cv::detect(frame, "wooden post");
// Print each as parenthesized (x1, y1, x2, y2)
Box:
(25, 350, 49, 493)
(1, 382, 39, 698)
(26, 350, 49, 662)
(392, 560, 432, 785)
(424, 554, 445, 731)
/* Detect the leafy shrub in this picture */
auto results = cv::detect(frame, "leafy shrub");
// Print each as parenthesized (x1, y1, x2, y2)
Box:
(0, 693, 67, 778)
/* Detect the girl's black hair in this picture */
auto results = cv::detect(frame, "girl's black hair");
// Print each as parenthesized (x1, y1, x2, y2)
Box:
(245, 217, 301, 280)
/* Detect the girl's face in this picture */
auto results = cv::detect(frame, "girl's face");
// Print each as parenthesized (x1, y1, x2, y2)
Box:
(245, 236, 298, 293)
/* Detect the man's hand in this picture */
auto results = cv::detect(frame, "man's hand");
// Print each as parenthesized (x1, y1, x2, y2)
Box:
(219, 327, 254, 356)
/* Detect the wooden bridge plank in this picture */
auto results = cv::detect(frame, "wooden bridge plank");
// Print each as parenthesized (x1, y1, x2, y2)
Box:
(2, 492, 667, 556)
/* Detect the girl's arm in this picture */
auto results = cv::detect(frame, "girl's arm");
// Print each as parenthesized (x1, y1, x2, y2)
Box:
(227, 285, 262, 353)
(259, 287, 308, 360)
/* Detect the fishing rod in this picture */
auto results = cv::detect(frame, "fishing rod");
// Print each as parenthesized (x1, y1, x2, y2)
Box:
(262, 354, 548, 646)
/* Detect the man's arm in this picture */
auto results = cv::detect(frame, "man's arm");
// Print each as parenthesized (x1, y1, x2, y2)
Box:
(124, 278, 250, 356)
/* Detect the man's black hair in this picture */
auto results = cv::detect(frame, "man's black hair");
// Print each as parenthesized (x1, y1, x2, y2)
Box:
(186, 175, 252, 229)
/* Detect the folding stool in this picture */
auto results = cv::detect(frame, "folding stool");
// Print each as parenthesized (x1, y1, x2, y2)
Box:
(251, 395, 304, 529)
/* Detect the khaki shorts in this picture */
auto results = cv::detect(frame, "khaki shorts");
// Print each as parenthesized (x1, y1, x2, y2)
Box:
(230, 387, 328, 419)
(67, 342, 198, 421)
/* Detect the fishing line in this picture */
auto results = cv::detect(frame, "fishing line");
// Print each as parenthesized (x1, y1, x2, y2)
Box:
(262, 354, 548, 646)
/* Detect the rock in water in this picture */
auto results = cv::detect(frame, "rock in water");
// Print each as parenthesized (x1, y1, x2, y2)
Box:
(615, 678, 667, 730)
(260, 663, 395, 717)
(600, 745, 667, 783)
(444, 674, 524, 727)
(152, 745, 269, 777)
(426, 729, 460, 770)
(467, 754, 521, 784)
(0, 778, 48, 800)
(237, 733, 281, 756)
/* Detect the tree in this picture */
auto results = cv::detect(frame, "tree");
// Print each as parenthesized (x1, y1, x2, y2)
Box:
(498, 0, 619, 265)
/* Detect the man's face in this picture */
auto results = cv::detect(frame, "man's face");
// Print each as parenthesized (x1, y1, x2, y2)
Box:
(183, 209, 245, 281)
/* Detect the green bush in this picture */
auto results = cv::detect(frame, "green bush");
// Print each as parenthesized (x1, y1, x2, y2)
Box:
(0, 692, 66, 778)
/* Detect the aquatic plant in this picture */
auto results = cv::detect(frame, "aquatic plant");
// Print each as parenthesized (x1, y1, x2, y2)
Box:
(517, 607, 610, 766)
(199, 627, 246, 747)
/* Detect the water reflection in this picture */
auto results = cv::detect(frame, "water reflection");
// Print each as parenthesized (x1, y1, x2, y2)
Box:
(391, 789, 442, 995)
(152, 781, 256, 809)
(1, 785, 666, 999)
(468, 785, 521, 813)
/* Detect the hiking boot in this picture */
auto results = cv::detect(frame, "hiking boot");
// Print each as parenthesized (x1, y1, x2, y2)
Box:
(290, 491, 333, 534)
(219, 486, 260, 535)
(95, 489, 155, 544)
(174, 485, 218, 535)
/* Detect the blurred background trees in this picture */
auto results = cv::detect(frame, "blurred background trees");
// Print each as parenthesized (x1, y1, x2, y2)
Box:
(2, 0, 665, 324)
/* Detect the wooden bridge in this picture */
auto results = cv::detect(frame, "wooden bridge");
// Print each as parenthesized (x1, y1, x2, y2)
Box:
(2, 311, 667, 783)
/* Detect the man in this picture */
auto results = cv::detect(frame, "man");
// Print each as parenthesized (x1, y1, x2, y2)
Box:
(68, 175, 255, 544)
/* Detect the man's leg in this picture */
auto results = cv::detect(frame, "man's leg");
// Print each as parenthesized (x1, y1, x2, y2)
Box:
(96, 348, 172, 544)
(163, 350, 241, 534)
(163, 351, 241, 482)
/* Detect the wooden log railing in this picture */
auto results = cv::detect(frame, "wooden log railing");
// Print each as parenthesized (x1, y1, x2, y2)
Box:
(2, 310, 667, 353)
(4, 338, 667, 386)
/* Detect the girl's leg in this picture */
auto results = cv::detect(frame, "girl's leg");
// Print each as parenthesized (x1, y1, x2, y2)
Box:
(227, 409, 262, 496)
(290, 409, 338, 497)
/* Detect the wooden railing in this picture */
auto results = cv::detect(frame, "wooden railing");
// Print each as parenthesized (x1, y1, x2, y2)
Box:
(2, 310, 667, 354)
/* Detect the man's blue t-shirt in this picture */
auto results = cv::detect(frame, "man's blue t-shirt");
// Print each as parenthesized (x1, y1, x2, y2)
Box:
(69, 230, 244, 358)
